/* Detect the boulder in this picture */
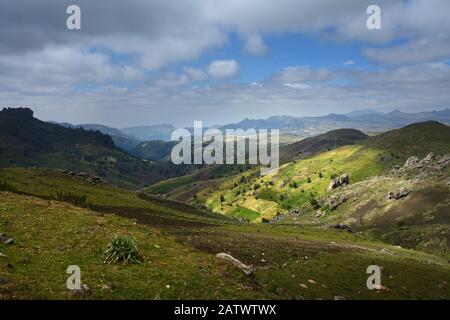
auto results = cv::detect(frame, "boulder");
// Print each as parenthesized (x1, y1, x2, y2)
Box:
(403, 156, 420, 169)
(421, 152, 436, 163)
(386, 187, 410, 200)
(329, 224, 353, 233)
(0, 233, 13, 244)
(326, 195, 348, 211)
(327, 174, 349, 191)
(216, 253, 253, 276)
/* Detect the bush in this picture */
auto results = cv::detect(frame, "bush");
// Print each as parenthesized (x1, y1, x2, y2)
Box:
(289, 181, 298, 189)
(56, 191, 87, 207)
(309, 198, 320, 209)
(104, 235, 141, 264)
(0, 180, 18, 192)
(396, 221, 407, 229)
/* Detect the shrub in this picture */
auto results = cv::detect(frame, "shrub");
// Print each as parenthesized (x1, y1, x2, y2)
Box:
(309, 198, 320, 209)
(289, 181, 298, 189)
(56, 191, 87, 207)
(104, 235, 141, 264)
(0, 180, 18, 192)
(306, 177, 312, 183)
(396, 221, 407, 229)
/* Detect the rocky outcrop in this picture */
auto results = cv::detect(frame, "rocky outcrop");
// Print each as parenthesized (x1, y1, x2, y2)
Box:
(216, 253, 253, 276)
(327, 174, 349, 191)
(403, 156, 420, 169)
(398, 153, 450, 175)
(329, 224, 353, 233)
(385, 187, 411, 200)
(46, 169, 106, 185)
(270, 209, 302, 223)
(325, 195, 349, 211)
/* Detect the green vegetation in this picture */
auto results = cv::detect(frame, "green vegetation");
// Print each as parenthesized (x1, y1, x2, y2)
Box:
(0, 180, 17, 192)
(145, 175, 194, 194)
(0, 108, 190, 189)
(56, 191, 87, 207)
(1, 190, 449, 300)
(0, 120, 449, 300)
(201, 145, 384, 219)
(104, 235, 142, 264)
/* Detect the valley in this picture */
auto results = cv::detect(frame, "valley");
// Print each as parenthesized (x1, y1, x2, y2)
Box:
(1, 107, 449, 300)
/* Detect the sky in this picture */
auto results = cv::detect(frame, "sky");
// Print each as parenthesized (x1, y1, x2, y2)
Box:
(0, 0, 450, 127)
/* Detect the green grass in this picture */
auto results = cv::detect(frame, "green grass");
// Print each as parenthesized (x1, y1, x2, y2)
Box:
(0, 167, 230, 227)
(144, 175, 194, 194)
(0, 191, 448, 300)
(202, 145, 385, 219)
(229, 206, 260, 221)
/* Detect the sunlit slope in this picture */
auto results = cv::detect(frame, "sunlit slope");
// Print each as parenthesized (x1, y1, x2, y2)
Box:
(199, 121, 450, 222)
(1, 191, 449, 299)
(200, 144, 383, 221)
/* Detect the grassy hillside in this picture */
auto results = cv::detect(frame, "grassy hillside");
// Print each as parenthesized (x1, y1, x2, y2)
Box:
(199, 145, 383, 221)
(0, 168, 229, 227)
(364, 121, 450, 160)
(1, 172, 449, 299)
(280, 128, 368, 162)
(196, 122, 450, 222)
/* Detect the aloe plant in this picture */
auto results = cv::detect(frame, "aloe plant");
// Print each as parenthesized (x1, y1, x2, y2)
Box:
(104, 235, 141, 264)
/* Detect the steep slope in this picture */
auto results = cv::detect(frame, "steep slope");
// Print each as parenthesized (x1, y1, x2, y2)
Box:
(121, 124, 175, 141)
(52, 122, 140, 152)
(364, 121, 450, 159)
(280, 128, 368, 161)
(199, 121, 450, 223)
(130, 140, 176, 161)
(0, 108, 189, 188)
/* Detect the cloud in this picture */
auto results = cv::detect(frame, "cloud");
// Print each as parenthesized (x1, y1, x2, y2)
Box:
(183, 67, 208, 81)
(1, 0, 450, 126)
(283, 83, 312, 90)
(364, 36, 450, 65)
(2, 0, 450, 71)
(2, 63, 449, 127)
(242, 34, 268, 55)
(272, 66, 338, 83)
(207, 60, 240, 79)
(344, 60, 355, 66)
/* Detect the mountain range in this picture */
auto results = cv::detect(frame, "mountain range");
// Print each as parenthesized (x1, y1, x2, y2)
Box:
(52, 108, 450, 149)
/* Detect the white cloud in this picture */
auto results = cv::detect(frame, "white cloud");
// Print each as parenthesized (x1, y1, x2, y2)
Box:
(2, 63, 449, 127)
(272, 66, 337, 83)
(183, 67, 208, 81)
(207, 60, 240, 79)
(344, 60, 355, 66)
(283, 83, 312, 90)
(364, 36, 450, 65)
(242, 34, 268, 55)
